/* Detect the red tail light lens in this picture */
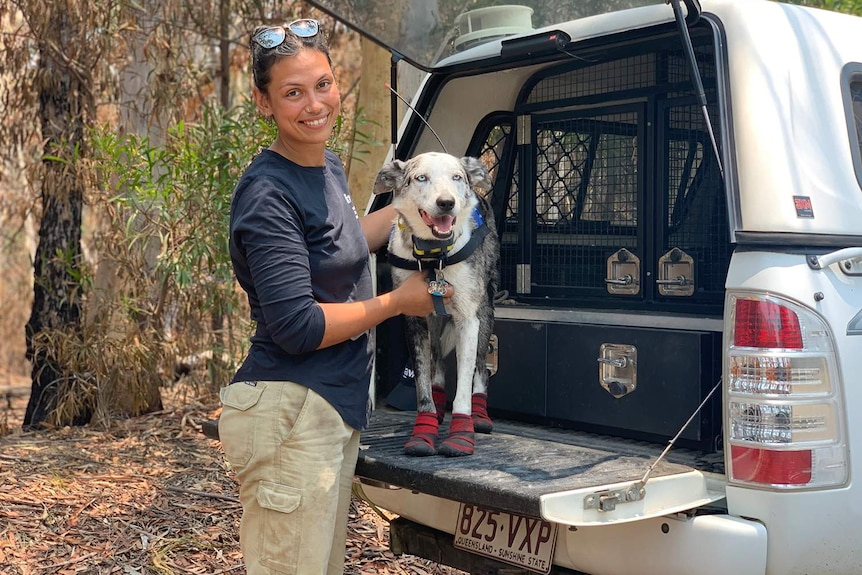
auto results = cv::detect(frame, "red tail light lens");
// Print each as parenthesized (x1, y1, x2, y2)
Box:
(726, 292, 847, 489)
(730, 446, 812, 485)
(734, 299, 803, 349)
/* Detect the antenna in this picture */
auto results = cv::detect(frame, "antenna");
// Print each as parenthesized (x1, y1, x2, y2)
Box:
(384, 83, 448, 154)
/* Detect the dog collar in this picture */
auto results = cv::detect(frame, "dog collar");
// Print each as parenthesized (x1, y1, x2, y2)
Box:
(389, 208, 488, 272)
(411, 235, 456, 260)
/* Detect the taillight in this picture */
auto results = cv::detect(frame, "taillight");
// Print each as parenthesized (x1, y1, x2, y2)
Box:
(725, 293, 847, 489)
(734, 299, 803, 349)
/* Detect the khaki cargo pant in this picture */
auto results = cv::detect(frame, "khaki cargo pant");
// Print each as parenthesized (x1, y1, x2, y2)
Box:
(219, 380, 360, 575)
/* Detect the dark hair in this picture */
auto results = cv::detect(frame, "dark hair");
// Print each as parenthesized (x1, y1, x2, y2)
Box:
(250, 26, 333, 92)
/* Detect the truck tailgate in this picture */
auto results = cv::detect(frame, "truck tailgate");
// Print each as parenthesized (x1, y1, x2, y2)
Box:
(358, 408, 725, 523)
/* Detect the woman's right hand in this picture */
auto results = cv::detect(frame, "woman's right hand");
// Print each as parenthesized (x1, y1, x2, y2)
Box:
(393, 271, 454, 317)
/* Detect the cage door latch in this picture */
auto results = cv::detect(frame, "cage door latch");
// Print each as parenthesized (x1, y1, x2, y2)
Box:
(605, 248, 641, 295)
(657, 247, 694, 296)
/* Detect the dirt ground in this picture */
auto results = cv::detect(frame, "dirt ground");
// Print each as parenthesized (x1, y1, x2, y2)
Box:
(0, 377, 467, 575)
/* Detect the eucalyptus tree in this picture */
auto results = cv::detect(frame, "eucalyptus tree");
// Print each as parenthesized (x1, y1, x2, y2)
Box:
(0, 0, 295, 429)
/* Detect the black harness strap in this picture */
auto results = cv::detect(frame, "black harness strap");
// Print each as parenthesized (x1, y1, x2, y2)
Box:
(388, 210, 490, 317)
(388, 222, 490, 271)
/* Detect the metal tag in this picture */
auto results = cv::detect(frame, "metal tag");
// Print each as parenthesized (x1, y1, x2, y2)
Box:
(428, 269, 450, 297)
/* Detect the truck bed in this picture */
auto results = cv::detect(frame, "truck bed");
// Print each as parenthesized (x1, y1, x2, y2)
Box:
(357, 408, 724, 518)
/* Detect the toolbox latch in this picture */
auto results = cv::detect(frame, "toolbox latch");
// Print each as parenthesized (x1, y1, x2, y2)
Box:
(598, 343, 637, 398)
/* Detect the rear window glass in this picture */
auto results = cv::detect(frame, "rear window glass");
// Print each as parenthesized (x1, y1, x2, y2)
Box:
(843, 64, 862, 189)
(851, 80, 862, 152)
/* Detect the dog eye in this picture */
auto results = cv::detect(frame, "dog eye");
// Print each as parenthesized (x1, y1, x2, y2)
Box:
(452, 174, 463, 181)
(415, 174, 427, 182)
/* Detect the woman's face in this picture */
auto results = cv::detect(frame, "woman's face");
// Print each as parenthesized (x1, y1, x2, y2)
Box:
(254, 47, 341, 153)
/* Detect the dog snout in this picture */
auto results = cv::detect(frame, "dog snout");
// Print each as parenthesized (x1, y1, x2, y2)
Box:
(436, 196, 455, 212)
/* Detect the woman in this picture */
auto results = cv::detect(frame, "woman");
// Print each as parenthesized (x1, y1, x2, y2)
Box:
(219, 20, 444, 575)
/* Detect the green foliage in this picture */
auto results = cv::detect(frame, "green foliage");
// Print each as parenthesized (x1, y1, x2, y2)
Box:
(87, 99, 277, 394)
(328, 106, 384, 168)
(85, 97, 374, 399)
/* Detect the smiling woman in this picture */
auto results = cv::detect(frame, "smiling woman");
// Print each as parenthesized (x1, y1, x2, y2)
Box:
(219, 19, 446, 575)
(250, 21, 342, 166)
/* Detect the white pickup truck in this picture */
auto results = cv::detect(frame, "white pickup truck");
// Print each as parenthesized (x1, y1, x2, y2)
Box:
(278, 1, 862, 573)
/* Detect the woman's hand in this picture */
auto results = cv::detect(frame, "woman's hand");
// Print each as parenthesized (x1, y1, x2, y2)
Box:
(392, 271, 454, 317)
(317, 270, 455, 350)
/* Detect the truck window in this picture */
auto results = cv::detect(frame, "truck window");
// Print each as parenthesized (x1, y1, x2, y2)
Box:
(842, 63, 862, 190)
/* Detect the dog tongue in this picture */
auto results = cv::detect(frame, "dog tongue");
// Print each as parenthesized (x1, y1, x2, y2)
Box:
(432, 215, 455, 234)
(421, 211, 455, 235)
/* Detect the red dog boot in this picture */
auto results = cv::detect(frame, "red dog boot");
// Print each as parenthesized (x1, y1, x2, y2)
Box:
(404, 411, 439, 456)
(471, 392, 493, 434)
(432, 385, 446, 423)
(439, 414, 475, 457)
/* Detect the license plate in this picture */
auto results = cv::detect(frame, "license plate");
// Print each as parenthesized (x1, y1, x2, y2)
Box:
(453, 503, 558, 574)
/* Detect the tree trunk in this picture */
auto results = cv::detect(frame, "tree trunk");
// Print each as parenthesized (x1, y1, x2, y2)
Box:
(93, 3, 166, 417)
(24, 9, 87, 429)
(347, 37, 392, 211)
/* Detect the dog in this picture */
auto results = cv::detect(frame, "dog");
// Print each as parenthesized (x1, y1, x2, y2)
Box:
(374, 152, 499, 457)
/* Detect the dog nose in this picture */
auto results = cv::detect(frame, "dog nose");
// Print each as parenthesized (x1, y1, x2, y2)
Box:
(436, 197, 455, 212)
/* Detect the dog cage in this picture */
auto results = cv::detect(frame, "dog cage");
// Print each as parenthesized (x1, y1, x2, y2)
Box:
(470, 30, 731, 314)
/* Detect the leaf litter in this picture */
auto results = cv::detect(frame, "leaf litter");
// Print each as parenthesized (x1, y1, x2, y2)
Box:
(0, 380, 466, 575)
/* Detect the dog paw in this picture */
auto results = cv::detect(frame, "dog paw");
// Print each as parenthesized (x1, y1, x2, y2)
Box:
(404, 438, 437, 456)
(439, 414, 475, 456)
(472, 416, 493, 434)
(438, 433, 475, 456)
(404, 411, 439, 456)
(471, 393, 492, 433)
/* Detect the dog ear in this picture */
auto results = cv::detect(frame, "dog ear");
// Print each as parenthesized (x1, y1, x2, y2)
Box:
(373, 160, 407, 195)
(460, 156, 492, 191)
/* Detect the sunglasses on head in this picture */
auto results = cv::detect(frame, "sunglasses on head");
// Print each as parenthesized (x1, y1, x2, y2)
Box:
(252, 19, 320, 49)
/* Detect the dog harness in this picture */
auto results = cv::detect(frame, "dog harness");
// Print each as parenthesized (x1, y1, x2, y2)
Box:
(388, 208, 490, 317)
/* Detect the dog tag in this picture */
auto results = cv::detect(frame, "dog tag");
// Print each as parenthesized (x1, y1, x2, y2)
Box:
(428, 269, 450, 297)
(428, 279, 450, 297)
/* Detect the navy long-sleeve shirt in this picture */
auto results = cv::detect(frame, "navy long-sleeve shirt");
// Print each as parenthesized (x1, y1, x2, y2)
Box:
(229, 149, 374, 430)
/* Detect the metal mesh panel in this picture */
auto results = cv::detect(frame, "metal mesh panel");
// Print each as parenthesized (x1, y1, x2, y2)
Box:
(476, 124, 510, 188)
(664, 101, 728, 295)
(527, 53, 656, 105)
(663, 43, 727, 297)
(533, 114, 639, 289)
(473, 121, 518, 221)
(486, 32, 729, 306)
(667, 44, 716, 92)
(536, 116, 638, 226)
(473, 122, 521, 297)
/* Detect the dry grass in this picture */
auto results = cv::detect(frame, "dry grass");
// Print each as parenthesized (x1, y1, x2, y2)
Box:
(0, 378, 466, 575)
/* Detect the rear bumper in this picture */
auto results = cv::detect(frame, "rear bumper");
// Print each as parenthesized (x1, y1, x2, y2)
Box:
(359, 482, 767, 575)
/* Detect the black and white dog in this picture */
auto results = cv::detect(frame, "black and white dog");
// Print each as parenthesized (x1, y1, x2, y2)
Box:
(374, 152, 499, 457)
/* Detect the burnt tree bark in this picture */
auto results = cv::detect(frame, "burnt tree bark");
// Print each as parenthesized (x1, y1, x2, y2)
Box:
(23, 9, 89, 430)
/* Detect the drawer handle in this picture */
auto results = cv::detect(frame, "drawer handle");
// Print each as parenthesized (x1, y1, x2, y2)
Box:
(604, 274, 634, 286)
(597, 357, 628, 368)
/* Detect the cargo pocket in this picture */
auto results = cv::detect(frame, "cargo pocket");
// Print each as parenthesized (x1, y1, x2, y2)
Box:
(218, 382, 267, 469)
(256, 480, 302, 573)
